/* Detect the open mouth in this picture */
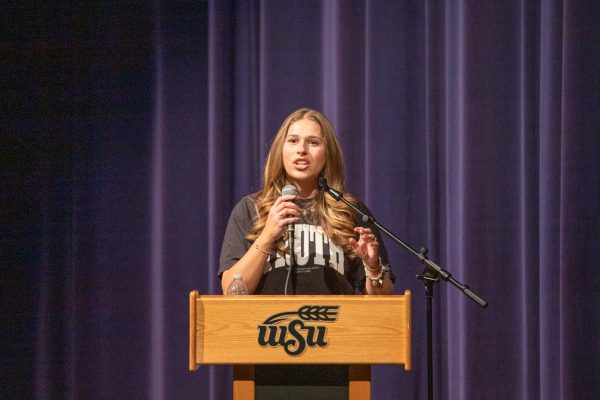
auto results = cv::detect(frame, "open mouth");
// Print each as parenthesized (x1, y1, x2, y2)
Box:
(294, 160, 310, 170)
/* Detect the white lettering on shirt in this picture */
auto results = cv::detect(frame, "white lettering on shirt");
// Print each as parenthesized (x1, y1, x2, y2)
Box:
(269, 223, 344, 274)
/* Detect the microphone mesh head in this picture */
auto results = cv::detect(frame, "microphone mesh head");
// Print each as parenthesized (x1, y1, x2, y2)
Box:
(282, 185, 298, 196)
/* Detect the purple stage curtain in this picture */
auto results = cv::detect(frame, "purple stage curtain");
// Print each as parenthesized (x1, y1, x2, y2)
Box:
(5, 0, 600, 399)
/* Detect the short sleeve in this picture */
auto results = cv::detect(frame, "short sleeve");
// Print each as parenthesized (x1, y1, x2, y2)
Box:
(218, 196, 257, 278)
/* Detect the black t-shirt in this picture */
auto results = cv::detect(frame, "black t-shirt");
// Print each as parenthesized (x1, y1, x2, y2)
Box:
(219, 195, 393, 294)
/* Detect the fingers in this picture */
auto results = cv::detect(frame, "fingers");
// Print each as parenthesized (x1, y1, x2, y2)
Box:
(268, 196, 300, 231)
(351, 227, 380, 263)
(275, 207, 300, 222)
(276, 214, 299, 227)
(354, 227, 379, 246)
(277, 206, 300, 218)
(275, 194, 297, 206)
(273, 195, 301, 220)
(349, 237, 358, 250)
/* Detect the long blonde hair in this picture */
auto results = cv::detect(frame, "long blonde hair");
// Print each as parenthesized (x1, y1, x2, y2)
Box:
(247, 108, 359, 257)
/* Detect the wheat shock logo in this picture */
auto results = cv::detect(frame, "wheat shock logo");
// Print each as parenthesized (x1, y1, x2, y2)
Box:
(258, 305, 339, 356)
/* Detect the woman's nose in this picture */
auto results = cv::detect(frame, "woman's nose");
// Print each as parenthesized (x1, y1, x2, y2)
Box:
(297, 143, 307, 154)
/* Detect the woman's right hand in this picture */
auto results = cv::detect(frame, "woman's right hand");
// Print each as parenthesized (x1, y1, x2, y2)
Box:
(261, 194, 301, 243)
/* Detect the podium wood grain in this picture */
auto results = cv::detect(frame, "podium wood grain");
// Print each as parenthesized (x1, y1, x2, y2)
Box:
(189, 291, 411, 370)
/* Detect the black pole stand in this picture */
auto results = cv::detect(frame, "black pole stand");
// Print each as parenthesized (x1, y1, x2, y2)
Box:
(417, 261, 438, 400)
(318, 177, 488, 400)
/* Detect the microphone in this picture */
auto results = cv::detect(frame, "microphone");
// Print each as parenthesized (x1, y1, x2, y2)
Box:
(317, 176, 342, 200)
(281, 185, 297, 295)
(281, 185, 298, 252)
(318, 177, 370, 223)
(281, 184, 298, 203)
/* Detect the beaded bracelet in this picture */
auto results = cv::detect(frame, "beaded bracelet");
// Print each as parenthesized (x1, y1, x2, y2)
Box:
(367, 267, 385, 287)
(363, 257, 385, 287)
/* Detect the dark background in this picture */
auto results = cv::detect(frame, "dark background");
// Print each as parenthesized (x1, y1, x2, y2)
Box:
(3, 1, 600, 399)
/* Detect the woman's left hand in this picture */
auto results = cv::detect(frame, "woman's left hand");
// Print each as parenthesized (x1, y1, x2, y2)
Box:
(349, 227, 380, 268)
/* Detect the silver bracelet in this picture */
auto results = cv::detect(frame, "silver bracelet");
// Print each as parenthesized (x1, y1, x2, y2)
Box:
(363, 257, 385, 287)
(363, 256, 382, 272)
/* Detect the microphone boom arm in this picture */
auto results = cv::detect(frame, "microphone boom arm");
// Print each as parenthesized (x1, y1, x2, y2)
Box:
(317, 177, 487, 307)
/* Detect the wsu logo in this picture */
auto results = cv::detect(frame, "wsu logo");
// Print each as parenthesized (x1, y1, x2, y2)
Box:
(257, 305, 339, 356)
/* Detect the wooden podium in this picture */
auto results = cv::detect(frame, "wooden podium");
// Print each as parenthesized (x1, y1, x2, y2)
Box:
(189, 291, 411, 399)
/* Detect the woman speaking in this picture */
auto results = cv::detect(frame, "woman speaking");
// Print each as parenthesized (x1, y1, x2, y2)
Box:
(219, 108, 395, 295)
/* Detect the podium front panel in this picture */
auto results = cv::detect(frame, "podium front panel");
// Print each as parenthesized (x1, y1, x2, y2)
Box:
(189, 292, 411, 370)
